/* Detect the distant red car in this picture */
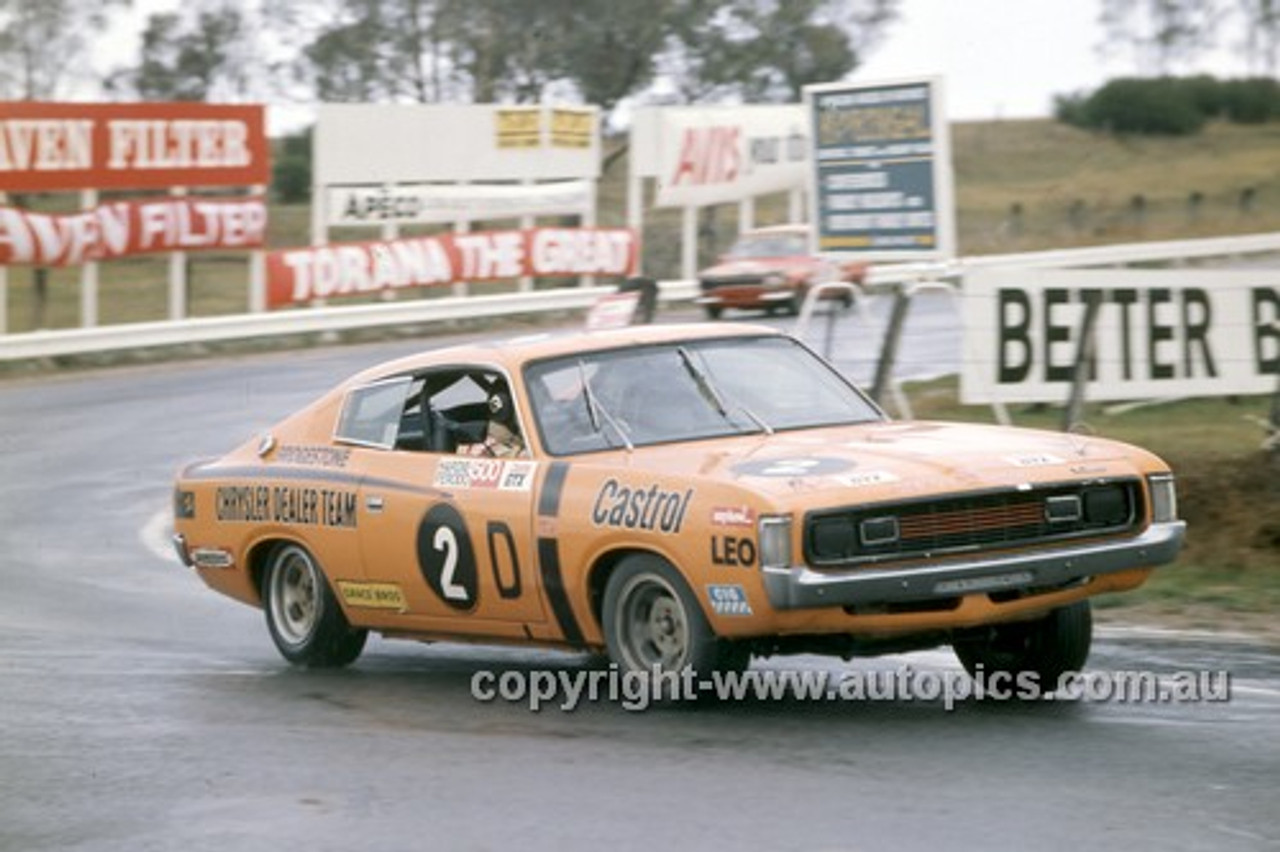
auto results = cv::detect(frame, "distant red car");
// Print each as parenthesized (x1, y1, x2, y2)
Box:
(696, 224, 866, 319)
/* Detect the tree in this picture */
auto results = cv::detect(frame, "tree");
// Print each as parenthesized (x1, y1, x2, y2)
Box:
(289, 0, 899, 109)
(109, 4, 250, 101)
(0, 0, 126, 99)
(672, 0, 895, 103)
(1237, 0, 1280, 73)
(1099, 0, 1225, 74)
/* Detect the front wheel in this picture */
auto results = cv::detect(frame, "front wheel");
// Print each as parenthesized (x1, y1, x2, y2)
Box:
(602, 555, 747, 689)
(263, 543, 367, 668)
(952, 600, 1092, 691)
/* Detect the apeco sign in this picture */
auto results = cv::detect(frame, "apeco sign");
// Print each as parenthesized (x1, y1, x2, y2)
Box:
(0, 102, 269, 192)
(961, 268, 1280, 404)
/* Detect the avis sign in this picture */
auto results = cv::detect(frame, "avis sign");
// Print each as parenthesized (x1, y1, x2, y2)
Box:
(0, 102, 269, 192)
(961, 269, 1280, 404)
(653, 106, 808, 208)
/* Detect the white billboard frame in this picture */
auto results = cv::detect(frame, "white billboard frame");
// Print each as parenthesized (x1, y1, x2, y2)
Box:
(311, 104, 603, 294)
(961, 268, 1280, 405)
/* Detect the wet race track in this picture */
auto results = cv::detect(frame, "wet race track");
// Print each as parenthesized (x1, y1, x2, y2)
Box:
(2, 295, 1278, 851)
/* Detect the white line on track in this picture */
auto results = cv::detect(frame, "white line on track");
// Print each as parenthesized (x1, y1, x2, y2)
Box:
(140, 507, 176, 564)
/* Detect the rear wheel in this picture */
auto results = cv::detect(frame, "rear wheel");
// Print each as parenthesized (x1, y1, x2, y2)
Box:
(703, 304, 723, 320)
(602, 555, 748, 693)
(263, 543, 367, 668)
(952, 600, 1092, 692)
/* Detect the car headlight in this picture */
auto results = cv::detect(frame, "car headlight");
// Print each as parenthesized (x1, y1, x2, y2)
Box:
(1147, 473, 1179, 523)
(757, 514, 793, 570)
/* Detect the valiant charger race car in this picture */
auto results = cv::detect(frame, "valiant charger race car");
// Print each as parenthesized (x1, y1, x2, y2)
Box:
(173, 324, 1185, 685)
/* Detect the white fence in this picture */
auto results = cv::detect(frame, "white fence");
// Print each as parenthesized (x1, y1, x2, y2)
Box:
(1, 232, 1278, 363)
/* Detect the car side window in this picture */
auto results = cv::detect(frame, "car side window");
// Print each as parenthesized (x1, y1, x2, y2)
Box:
(389, 368, 527, 457)
(335, 377, 414, 449)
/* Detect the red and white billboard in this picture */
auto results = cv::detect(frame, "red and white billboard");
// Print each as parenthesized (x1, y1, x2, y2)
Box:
(0, 197, 266, 266)
(267, 227, 638, 308)
(0, 102, 269, 192)
(632, 105, 809, 208)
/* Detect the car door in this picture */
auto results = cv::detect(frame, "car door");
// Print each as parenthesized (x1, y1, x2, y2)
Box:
(350, 368, 548, 638)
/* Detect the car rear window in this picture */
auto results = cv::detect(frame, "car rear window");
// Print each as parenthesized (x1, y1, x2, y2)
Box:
(335, 377, 413, 449)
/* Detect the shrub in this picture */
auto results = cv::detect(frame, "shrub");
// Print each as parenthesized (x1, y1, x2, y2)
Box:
(1080, 77, 1206, 135)
(1056, 75, 1280, 136)
(1220, 77, 1280, 123)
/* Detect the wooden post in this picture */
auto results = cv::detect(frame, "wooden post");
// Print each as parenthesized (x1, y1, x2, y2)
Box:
(871, 287, 912, 405)
(0, 191, 7, 334)
(1062, 292, 1104, 431)
(81, 189, 99, 327)
(168, 187, 188, 320)
(249, 184, 267, 313)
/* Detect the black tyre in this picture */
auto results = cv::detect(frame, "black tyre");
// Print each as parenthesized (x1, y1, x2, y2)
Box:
(703, 305, 723, 320)
(262, 543, 368, 668)
(602, 555, 748, 685)
(952, 600, 1092, 691)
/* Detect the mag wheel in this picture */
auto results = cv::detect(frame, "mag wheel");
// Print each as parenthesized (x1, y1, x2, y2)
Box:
(263, 543, 367, 668)
(602, 555, 747, 690)
(953, 600, 1093, 692)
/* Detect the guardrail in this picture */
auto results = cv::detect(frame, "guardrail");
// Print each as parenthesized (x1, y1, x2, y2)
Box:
(863, 231, 1280, 288)
(1, 232, 1276, 363)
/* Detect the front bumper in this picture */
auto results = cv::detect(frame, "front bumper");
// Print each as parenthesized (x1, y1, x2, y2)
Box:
(762, 521, 1185, 610)
(695, 283, 793, 308)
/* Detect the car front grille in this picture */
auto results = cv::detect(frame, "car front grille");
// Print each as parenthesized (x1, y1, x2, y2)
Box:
(700, 275, 766, 291)
(804, 479, 1144, 568)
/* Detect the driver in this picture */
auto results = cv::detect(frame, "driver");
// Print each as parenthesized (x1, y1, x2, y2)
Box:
(459, 387, 526, 458)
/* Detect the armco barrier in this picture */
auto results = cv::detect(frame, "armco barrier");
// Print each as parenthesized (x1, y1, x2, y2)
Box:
(0, 283, 689, 362)
(1, 233, 1277, 363)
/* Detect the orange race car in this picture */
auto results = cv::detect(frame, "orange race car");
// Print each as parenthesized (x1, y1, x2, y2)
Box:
(172, 323, 1184, 684)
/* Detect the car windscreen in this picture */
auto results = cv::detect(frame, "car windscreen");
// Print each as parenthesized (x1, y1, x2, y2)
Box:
(524, 335, 882, 455)
(726, 233, 807, 258)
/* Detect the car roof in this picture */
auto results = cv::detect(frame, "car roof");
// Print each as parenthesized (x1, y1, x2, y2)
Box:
(347, 321, 785, 386)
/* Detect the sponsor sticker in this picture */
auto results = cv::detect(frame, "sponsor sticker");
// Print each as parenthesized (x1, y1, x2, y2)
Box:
(499, 461, 538, 491)
(174, 489, 196, 520)
(1006, 453, 1066, 468)
(710, 506, 756, 527)
(215, 485, 358, 528)
(276, 444, 352, 468)
(338, 581, 408, 611)
(591, 479, 694, 534)
(706, 584, 753, 616)
(835, 471, 899, 488)
(434, 459, 536, 491)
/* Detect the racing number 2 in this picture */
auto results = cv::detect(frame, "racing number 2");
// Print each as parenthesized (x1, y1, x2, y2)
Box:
(416, 503, 523, 610)
(433, 526, 468, 602)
